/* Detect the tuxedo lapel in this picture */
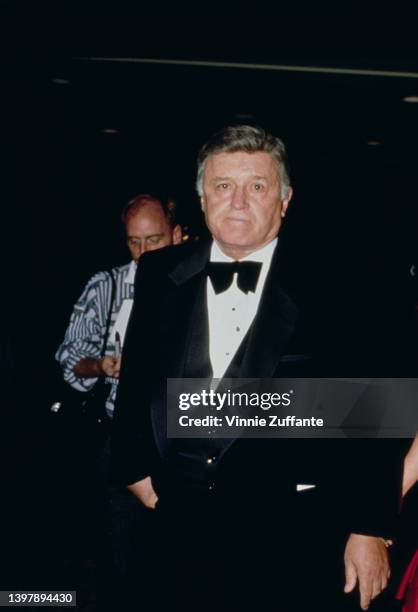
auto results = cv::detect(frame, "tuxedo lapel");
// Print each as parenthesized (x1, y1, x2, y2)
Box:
(217, 246, 299, 459)
(182, 279, 213, 378)
(151, 242, 212, 457)
(157, 241, 212, 379)
(232, 244, 299, 379)
(169, 240, 211, 286)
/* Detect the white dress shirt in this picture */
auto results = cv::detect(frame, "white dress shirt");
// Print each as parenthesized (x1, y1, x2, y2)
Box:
(207, 239, 277, 379)
(108, 259, 136, 348)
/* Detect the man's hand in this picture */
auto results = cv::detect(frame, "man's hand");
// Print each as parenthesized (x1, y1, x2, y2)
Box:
(100, 355, 121, 378)
(344, 533, 391, 610)
(73, 355, 121, 378)
(127, 477, 159, 510)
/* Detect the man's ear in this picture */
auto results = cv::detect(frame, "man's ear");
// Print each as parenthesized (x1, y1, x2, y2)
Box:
(280, 187, 293, 218)
(172, 224, 182, 245)
(200, 195, 206, 211)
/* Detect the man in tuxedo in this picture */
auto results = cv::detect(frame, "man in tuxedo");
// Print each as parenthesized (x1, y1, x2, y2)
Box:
(111, 125, 400, 611)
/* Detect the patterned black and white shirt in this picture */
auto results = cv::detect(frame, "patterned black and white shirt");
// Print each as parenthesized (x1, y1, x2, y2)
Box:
(55, 261, 136, 417)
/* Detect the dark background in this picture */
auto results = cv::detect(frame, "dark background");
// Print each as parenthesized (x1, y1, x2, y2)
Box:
(2, 3, 418, 602)
(8, 50, 418, 388)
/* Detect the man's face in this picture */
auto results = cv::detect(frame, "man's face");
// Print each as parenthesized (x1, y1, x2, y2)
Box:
(201, 151, 292, 259)
(125, 202, 181, 262)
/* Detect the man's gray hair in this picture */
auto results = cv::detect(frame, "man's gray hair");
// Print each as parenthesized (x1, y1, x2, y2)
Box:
(196, 124, 291, 199)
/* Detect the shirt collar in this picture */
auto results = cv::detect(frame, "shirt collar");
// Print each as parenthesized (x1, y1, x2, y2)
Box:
(210, 238, 278, 266)
(124, 260, 137, 285)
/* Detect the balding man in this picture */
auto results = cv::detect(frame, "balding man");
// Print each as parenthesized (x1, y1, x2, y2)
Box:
(56, 193, 181, 610)
(57, 194, 181, 410)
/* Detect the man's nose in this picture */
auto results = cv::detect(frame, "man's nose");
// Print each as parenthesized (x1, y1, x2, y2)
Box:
(136, 244, 147, 261)
(230, 186, 247, 209)
(141, 243, 150, 256)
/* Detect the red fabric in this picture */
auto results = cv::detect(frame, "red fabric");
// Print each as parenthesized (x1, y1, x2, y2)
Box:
(397, 550, 418, 612)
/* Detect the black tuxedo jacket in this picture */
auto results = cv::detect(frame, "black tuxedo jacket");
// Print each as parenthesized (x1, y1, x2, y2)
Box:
(111, 239, 402, 538)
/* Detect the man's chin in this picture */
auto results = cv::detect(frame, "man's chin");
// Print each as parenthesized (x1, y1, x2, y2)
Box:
(217, 225, 253, 243)
(218, 235, 252, 249)
(214, 235, 257, 257)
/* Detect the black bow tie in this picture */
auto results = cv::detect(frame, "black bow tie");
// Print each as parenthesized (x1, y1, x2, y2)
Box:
(207, 261, 262, 294)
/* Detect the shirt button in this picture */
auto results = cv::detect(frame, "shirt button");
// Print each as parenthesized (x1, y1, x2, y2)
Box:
(209, 483, 215, 491)
(206, 457, 216, 464)
(236, 326, 240, 332)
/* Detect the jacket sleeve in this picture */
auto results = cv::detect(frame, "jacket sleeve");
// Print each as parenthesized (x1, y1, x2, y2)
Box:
(110, 255, 163, 486)
(341, 439, 406, 539)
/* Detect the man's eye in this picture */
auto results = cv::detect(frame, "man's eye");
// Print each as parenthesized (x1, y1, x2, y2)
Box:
(254, 183, 264, 191)
(148, 236, 162, 245)
(217, 183, 229, 190)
